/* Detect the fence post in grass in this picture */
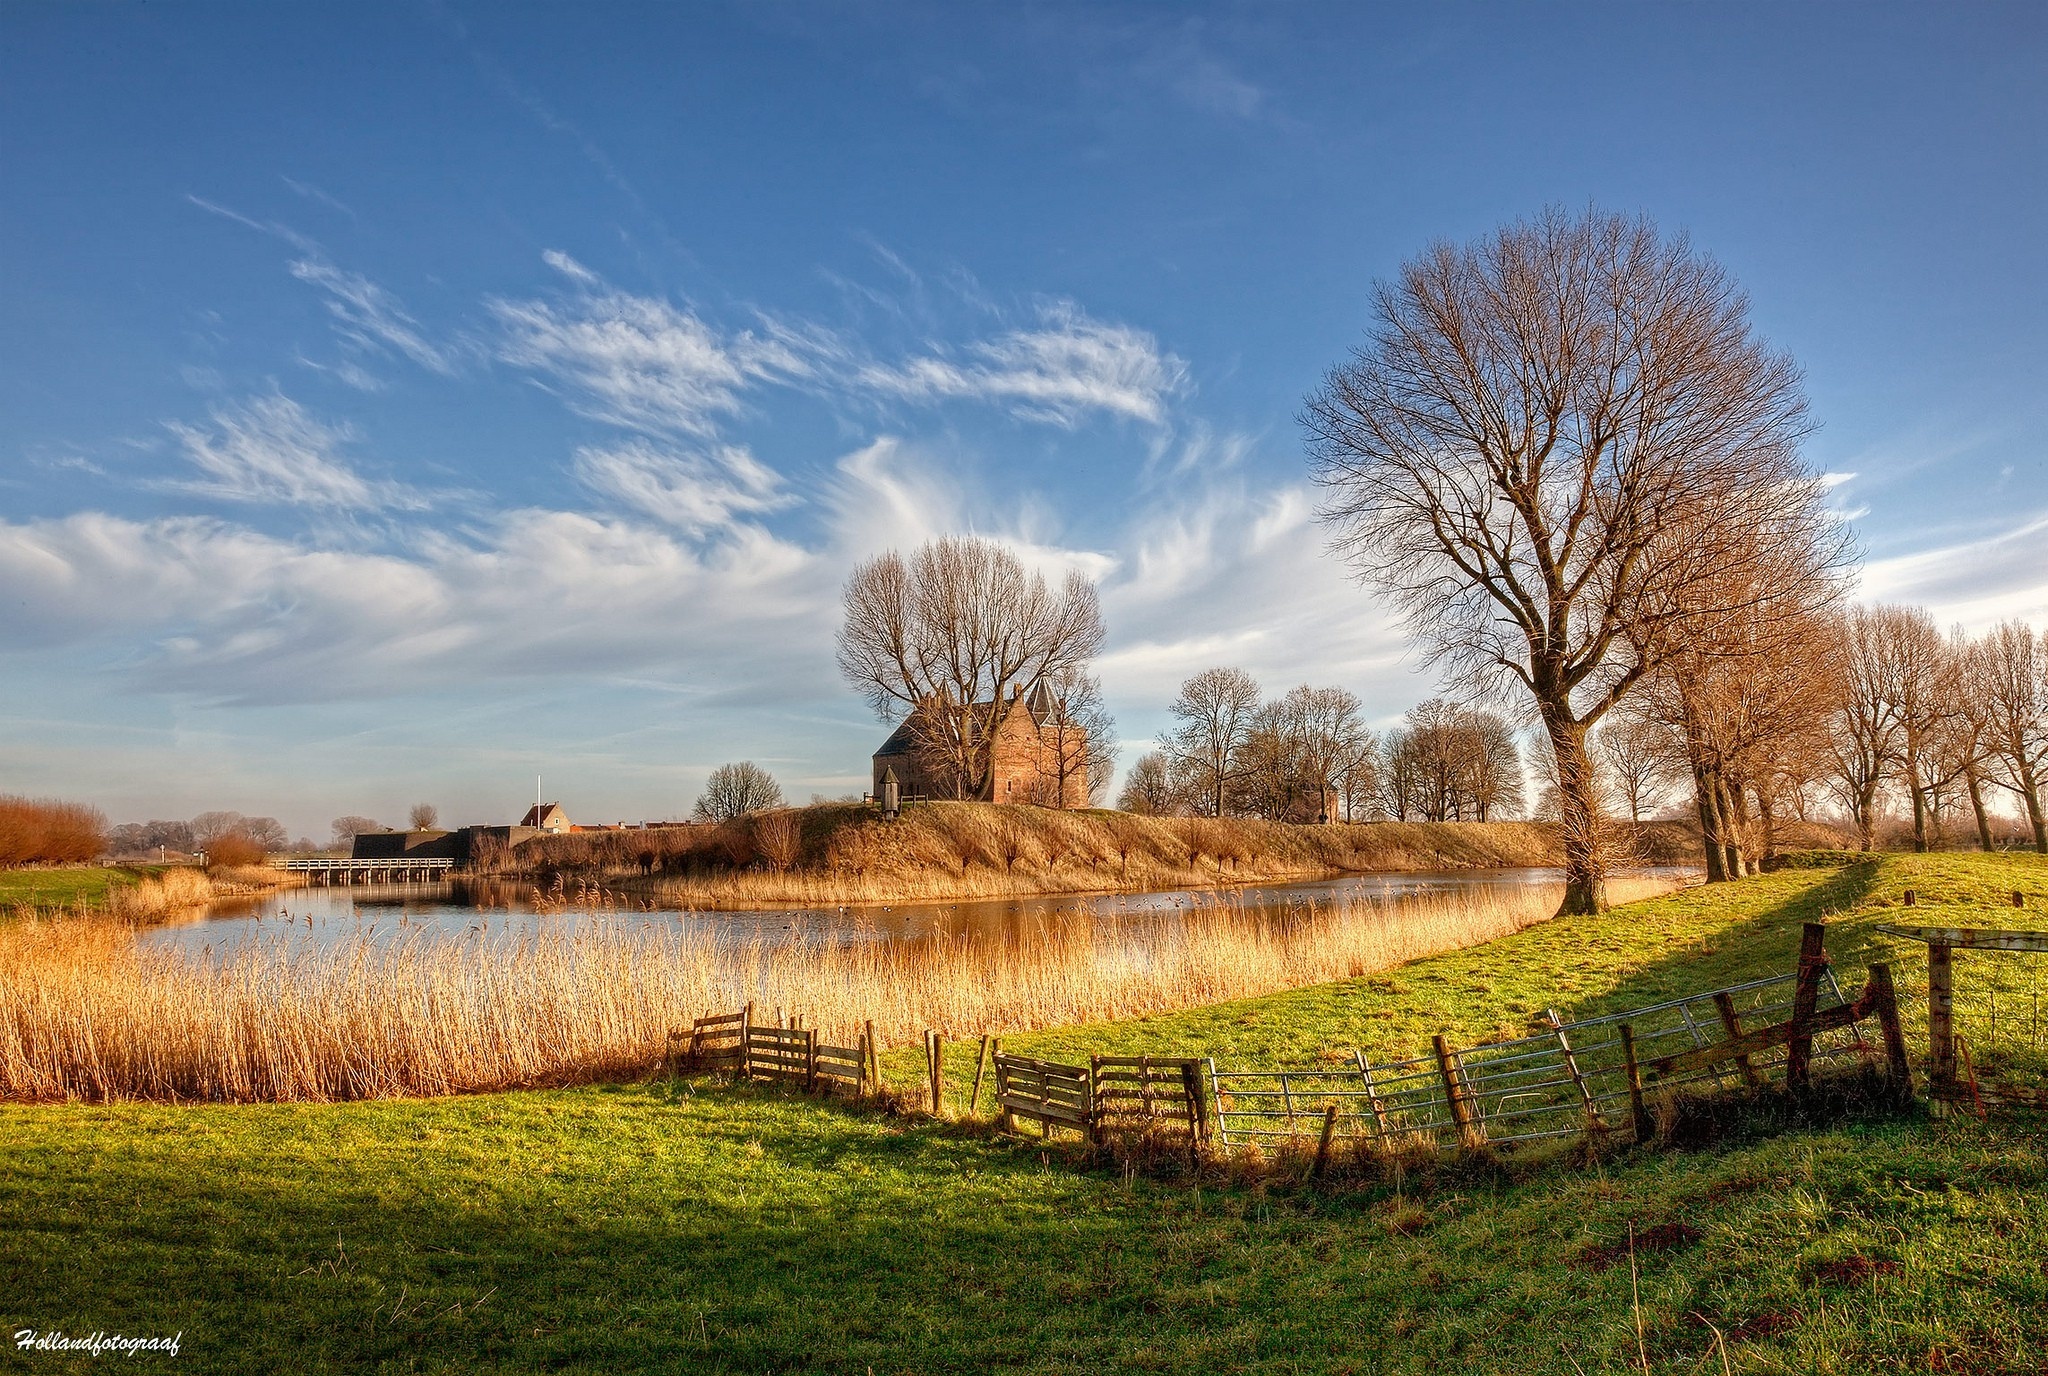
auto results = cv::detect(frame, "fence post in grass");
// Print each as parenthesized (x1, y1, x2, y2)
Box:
(968, 1034, 992, 1114)
(1544, 1008, 1604, 1135)
(1619, 1023, 1653, 1143)
(1355, 1048, 1390, 1139)
(925, 1030, 943, 1115)
(1180, 1060, 1208, 1145)
(741, 1001, 755, 1081)
(1710, 992, 1763, 1089)
(1787, 922, 1829, 1094)
(1927, 941, 1955, 1093)
(1433, 1035, 1484, 1150)
(1868, 962, 1914, 1097)
(803, 1027, 817, 1093)
(1312, 1104, 1339, 1179)
(863, 1018, 879, 1094)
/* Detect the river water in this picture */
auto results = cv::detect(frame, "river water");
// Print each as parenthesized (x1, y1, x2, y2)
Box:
(138, 866, 1697, 956)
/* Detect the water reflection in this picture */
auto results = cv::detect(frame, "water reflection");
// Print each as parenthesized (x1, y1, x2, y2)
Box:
(140, 866, 1698, 956)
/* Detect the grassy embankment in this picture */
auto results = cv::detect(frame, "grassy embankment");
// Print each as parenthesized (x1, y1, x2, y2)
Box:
(509, 800, 1699, 908)
(0, 864, 216, 921)
(2, 853, 2045, 1372)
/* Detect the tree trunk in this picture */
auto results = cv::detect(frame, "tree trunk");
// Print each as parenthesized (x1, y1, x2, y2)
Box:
(1543, 710, 1608, 914)
(2020, 766, 2048, 854)
(1716, 774, 1746, 879)
(1966, 766, 1995, 852)
(1907, 770, 1930, 854)
(1694, 763, 1728, 884)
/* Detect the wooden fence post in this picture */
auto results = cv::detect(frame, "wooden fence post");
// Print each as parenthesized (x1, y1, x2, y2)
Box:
(1180, 1060, 1209, 1145)
(803, 1028, 817, 1093)
(1433, 1034, 1484, 1149)
(968, 1035, 992, 1114)
(1312, 1104, 1339, 1178)
(1710, 992, 1763, 1088)
(1927, 941, 1955, 1094)
(1544, 1008, 1604, 1134)
(1786, 922, 1828, 1094)
(863, 1018, 879, 1092)
(925, 1030, 943, 1115)
(1619, 1023, 1653, 1143)
(740, 1001, 754, 1080)
(1867, 962, 1914, 1096)
(1355, 1048, 1391, 1138)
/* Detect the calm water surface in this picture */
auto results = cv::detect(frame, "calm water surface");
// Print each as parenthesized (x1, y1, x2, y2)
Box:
(139, 866, 1697, 956)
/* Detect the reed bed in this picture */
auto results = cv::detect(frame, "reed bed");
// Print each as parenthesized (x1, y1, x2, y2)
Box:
(0, 876, 1677, 1104)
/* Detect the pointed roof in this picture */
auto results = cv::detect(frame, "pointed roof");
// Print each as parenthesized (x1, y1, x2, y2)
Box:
(521, 802, 571, 829)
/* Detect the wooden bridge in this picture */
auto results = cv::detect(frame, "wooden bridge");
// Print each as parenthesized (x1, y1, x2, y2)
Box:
(272, 857, 456, 885)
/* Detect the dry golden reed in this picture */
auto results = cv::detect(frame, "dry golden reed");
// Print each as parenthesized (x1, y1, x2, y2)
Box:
(0, 877, 1675, 1104)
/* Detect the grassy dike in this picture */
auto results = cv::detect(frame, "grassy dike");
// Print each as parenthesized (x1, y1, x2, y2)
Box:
(2, 853, 2045, 1373)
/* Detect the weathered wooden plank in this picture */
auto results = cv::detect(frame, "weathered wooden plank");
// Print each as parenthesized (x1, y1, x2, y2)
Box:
(1645, 998, 1866, 1079)
(1710, 992, 1762, 1088)
(1874, 924, 2048, 952)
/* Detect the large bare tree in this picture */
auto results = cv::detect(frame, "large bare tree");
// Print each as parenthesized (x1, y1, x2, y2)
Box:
(1304, 207, 1819, 912)
(838, 536, 1105, 801)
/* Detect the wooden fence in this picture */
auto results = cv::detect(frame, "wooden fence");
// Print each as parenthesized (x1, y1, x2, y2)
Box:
(1877, 922, 2048, 1113)
(1209, 923, 1909, 1152)
(666, 923, 1916, 1161)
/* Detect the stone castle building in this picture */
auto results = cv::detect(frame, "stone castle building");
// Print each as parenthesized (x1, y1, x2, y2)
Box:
(871, 681, 1089, 809)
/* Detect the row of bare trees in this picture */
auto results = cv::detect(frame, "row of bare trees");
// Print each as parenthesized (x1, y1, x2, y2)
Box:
(108, 812, 291, 859)
(1119, 672, 1524, 825)
(1586, 608, 2048, 875)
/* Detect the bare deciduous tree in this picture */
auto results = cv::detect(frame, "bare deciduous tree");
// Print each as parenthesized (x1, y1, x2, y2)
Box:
(1164, 667, 1262, 818)
(1116, 750, 1177, 815)
(692, 762, 785, 823)
(1974, 620, 2048, 852)
(1305, 207, 1819, 912)
(330, 815, 381, 846)
(839, 536, 1105, 800)
(1596, 714, 1678, 826)
(1828, 607, 1908, 852)
(1034, 667, 1117, 808)
(409, 803, 440, 831)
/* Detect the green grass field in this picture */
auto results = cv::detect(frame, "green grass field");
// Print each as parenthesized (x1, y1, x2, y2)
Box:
(0, 865, 151, 913)
(4, 852, 2046, 1373)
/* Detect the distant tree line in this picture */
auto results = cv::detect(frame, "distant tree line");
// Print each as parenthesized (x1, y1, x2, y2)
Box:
(110, 811, 291, 859)
(1118, 670, 1522, 824)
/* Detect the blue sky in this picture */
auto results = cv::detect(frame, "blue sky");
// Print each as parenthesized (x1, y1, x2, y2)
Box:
(2, 3, 2044, 838)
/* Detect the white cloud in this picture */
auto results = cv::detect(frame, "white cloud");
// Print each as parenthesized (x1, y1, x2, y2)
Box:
(288, 255, 457, 376)
(573, 439, 790, 535)
(0, 507, 825, 706)
(165, 395, 420, 511)
(1857, 508, 2048, 630)
(490, 253, 813, 437)
(855, 302, 1185, 426)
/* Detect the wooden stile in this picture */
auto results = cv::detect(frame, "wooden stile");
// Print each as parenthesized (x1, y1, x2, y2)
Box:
(993, 1052, 1093, 1142)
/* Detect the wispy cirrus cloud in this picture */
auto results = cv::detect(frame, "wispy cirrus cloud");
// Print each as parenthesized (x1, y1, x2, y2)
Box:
(490, 252, 815, 438)
(854, 301, 1185, 426)
(166, 394, 422, 511)
(287, 255, 456, 377)
(187, 194, 456, 380)
(573, 438, 791, 536)
(1857, 507, 2048, 630)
